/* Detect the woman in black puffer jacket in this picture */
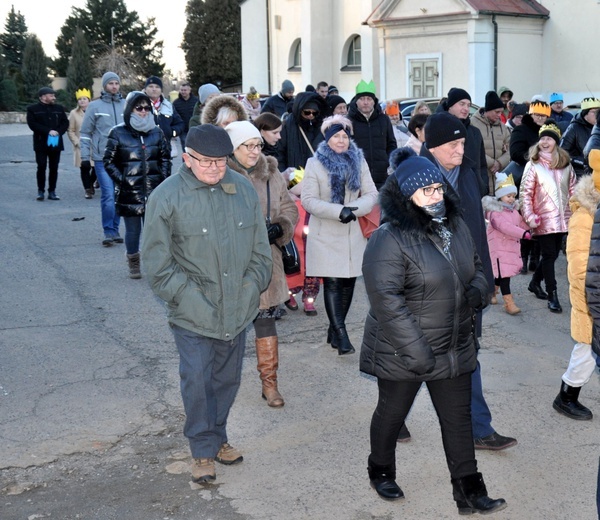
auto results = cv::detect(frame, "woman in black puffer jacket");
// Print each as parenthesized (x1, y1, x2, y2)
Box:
(104, 91, 171, 278)
(360, 148, 506, 515)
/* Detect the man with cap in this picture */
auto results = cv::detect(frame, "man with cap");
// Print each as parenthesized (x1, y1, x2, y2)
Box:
(416, 111, 518, 451)
(144, 75, 184, 155)
(142, 124, 273, 484)
(26, 86, 69, 201)
(549, 92, 573, 133)
(348, 79, 397, 190)
(438, 87, 488, 196)
(80, 71, 127, 246)
(189, 83, 221, 129)
(471, 91, 512, 194)
(261, 80, 295, 117)
(561, 97, 600, 177)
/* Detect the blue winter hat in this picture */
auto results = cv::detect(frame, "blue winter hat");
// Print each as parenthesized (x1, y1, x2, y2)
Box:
(198, 83, 220, 104)
(549, 92, 563, 104)
(391, 148, 445, 198)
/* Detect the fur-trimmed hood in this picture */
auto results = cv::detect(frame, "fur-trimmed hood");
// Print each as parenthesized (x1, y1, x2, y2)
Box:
(481, 195, 522, 213)
(569, 174, 600, 216)
(201, 95, 248, 125)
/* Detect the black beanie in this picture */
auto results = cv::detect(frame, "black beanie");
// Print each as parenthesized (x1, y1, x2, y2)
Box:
(446, 88, 471, 108)
(484, 90, 504, 111)
(145, 76, 163, 89)
(327, 95, 346, 112)
(510, 103, 527, 118)
(425, 112, 467, 149)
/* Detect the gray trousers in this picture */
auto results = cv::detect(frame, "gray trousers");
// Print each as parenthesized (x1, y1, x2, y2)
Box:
(171, 324, 246, 458)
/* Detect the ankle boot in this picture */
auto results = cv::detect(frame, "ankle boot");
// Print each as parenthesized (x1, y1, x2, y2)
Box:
(367, 458, 404, 500)
(255, 336, 284, 407)
(334, 326, 355, 355)
(528, 279, 548, 300)
(547, 290, 562, 313)
(451, 473, 507, 515)
(491, 286, 499, 305)
(127, 252, 142, 279)
(552, 381, 593, 420)
(503, 294, 520, 315)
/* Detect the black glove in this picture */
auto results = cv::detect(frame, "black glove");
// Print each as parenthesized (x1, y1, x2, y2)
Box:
(267, 223, 283, 244)
(465, 284, 484, 311)
(339, 206, 358, 224)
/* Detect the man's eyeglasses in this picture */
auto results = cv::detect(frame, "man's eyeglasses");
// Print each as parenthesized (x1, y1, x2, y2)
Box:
(421, 184, 446, 196)
(240, 143, 264, 152)
(302, 110, 319, 117)
(187, 152, 227, 168)
(134, 105, 152, 112)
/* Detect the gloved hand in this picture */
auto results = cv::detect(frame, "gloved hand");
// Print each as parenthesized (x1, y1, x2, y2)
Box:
(339, 206, 358, 224)
(267, 223, 283, 244)
(465, 284, 484, 311)
(81, 160, 91, 170)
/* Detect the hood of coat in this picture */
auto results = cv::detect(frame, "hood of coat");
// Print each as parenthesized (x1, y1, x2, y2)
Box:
(379, 164, 463, 239)
(348, 95, 382, 121)
(473, 109, 501, 128)
(123, 91, 154, 127)
(290, 91, 327, 122)
(569, 174, 600, 215)
(481, 195, 521, 213)
(201, 94, 248, 125)
(571, 111, 594, 130)
(521, 113, 541, 133)
(227, 153, 277, 184)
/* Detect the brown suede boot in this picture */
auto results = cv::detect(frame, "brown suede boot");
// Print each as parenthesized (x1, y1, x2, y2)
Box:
(491, 285, 499, 305)
(127, 252, 142, 279)
(255, 336, 284, 407)
(503, 294, 521, 315)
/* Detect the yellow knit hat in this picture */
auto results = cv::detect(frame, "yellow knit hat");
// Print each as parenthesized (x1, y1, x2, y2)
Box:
(529, 101, 551, 117)
(75, 88, 92, 100)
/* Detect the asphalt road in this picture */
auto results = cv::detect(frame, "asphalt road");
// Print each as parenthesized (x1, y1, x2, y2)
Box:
(0, 124, 598, 519)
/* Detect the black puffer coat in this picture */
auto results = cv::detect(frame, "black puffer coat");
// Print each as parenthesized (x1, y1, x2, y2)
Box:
(347, 96, 397, 189)
(360, 173, 487, 381)
(583, 122, 600, 164)
(510, 113, 540, 166)
(104, 92, 172, 217)
(561, 113, 594, 176)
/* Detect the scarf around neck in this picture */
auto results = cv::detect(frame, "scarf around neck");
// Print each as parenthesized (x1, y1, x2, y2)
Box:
(315, 140, 364, 204)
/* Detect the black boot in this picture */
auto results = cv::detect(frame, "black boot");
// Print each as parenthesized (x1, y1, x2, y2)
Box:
(520, 255, 528, 275)
(323, 278, 355, 355)
(451, 473, 507, 515)
(552, 381, 593, 420)
(528, 279, 548, 300)
(529, 241, 541, 271)
(520, 239, 531, 274)
(547, 290, 562, 313)
(368, 458, 404, 501)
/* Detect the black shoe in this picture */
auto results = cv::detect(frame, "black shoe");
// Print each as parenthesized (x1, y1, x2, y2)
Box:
(528, 280, 548, 300)
(452, 473, 507, 515)
(113, 234, 124, 244)
(547, 290, 562, 313)
(519, 266, 528, 275)
(474, 432, 517, 451)
(102, 236, 114, 247)
(368, 460, 404, 501)
(552, 382, 593, 420)
(334, 327, 355, 355)
(47, 192, 60, 200)
(36, 190, 44, 201)
(396, 423, 412, 443)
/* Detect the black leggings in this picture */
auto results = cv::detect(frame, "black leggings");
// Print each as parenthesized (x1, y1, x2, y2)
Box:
(532, 233, 565, 293)
(494, 277, 511, 296)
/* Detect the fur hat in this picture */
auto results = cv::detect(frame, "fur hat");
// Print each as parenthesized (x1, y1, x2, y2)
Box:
(495, 172, 517, 199)
(224, 120, 262, 150)
(144, 76, 163, 89)
(391, 148, 445, 198)
(446, 88, 471, 108)
(101, 72, 120, 90)
(425, 112, 467, 149)
(185, 124, 233, 157)
(198, 83, 220, 104)
(484, 90, 504, 111)
(539, 119, 561, 144)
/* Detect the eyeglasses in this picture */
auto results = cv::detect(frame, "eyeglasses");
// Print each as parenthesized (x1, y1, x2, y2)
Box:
(240, 143, 264, 152)
(187, 152, 227, 168)
(134, 105, 152, 112)
(302, 110, 319, 117)
(421, 184, 446, 196)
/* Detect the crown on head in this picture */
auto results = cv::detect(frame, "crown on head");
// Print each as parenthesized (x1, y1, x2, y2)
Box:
(529, 101, 551, 117)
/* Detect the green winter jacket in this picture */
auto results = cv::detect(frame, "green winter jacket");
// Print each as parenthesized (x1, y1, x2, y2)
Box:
(142, 163, 273, 340)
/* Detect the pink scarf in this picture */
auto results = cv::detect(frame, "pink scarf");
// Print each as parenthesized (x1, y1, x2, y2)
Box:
(538, 151, 553, 169)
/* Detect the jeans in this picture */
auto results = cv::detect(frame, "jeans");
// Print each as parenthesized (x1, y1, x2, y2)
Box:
(471, 361, 494, 439)
(370, 372, 477, 479)
(532, 233, 565, 293)
(123, 216, 144, 255)
(171, 324, 246, 459)
(35, 149, 61, 192)
(94, 161, 120, 237)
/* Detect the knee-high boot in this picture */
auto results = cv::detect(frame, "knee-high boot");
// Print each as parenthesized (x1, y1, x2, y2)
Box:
(255, 336, 284, 407)
(520, 239, 531, 274)
(323, 277, 355, 355)
(451, 473, 507, 515)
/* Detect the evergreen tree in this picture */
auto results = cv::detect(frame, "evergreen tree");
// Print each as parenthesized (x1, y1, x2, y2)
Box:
(21, 35, 49, 102)
(0, 6, 28, 75)
(66, 29, 93, 98)
(54, 0, 164, 80)
(183, 0, 241, 88)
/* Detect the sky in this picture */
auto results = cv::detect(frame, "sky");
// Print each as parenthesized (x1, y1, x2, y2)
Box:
(1, 0, 189, 76)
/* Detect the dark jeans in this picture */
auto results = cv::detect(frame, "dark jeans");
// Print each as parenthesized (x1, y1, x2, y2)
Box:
(171, 324, 246, 459)
(123, 215, 144, 255)
(35, 149, 61, 191)
(532, 233, 565, 293)
(370, 372, 477, 479)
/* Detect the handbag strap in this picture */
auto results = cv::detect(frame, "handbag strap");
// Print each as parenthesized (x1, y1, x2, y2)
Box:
(265, 180, 271, 224)
(299, 127, 315, 156)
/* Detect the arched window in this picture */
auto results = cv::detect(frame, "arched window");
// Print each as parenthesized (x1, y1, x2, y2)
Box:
(288, 38, 301, 71)
(341, 35, 361, 71)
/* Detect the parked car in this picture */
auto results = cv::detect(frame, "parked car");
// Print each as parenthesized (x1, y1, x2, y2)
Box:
(383, 97, 480, 119)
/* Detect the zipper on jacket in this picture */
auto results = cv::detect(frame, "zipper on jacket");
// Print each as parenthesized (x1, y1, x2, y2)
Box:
(448, 271, 460, 378)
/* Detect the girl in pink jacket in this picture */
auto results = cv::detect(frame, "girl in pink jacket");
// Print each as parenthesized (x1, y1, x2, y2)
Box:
(482, 172, 531, 314)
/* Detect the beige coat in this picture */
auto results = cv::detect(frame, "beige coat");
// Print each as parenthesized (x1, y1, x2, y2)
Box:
(301, 155, 378, 278)
(67, 107, 86, 167)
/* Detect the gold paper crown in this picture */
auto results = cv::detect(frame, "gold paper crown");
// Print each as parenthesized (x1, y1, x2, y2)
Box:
(529, 101, 551, 117)
(289, 167, 305, 187)
(539, 122, 561, 140)
(75, 88, 91, 100)
(496, 173, 515, 191)
(581, 97, 600, 110)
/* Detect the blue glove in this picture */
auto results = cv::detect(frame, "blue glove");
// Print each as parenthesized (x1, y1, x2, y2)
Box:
(47, 134, 59, 147)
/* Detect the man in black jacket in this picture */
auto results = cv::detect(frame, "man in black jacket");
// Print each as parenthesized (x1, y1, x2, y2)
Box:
(348, 80, 397, 190)
(26, 87, 69, 201)
(172, 81, 199, 151)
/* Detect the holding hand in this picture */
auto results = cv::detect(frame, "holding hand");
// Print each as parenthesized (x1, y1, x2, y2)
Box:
(267, 223, 283, 244)
(339, 206, 358, 224)
(465, 284, 484, 311)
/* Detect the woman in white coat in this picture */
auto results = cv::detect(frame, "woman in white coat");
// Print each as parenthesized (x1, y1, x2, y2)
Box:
(301, 115, 378, 354)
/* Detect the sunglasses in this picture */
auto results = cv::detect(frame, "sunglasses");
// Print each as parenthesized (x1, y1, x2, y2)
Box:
(302, 110, 319, 117)
(134, 105, 152, 112)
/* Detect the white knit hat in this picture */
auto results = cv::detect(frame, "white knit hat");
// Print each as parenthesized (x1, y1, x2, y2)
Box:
(224, 121, 262, 151)
(495, 172, 517, 199)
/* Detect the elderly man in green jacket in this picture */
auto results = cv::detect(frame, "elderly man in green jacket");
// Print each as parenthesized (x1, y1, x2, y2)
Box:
(142, 124, 273, 484)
